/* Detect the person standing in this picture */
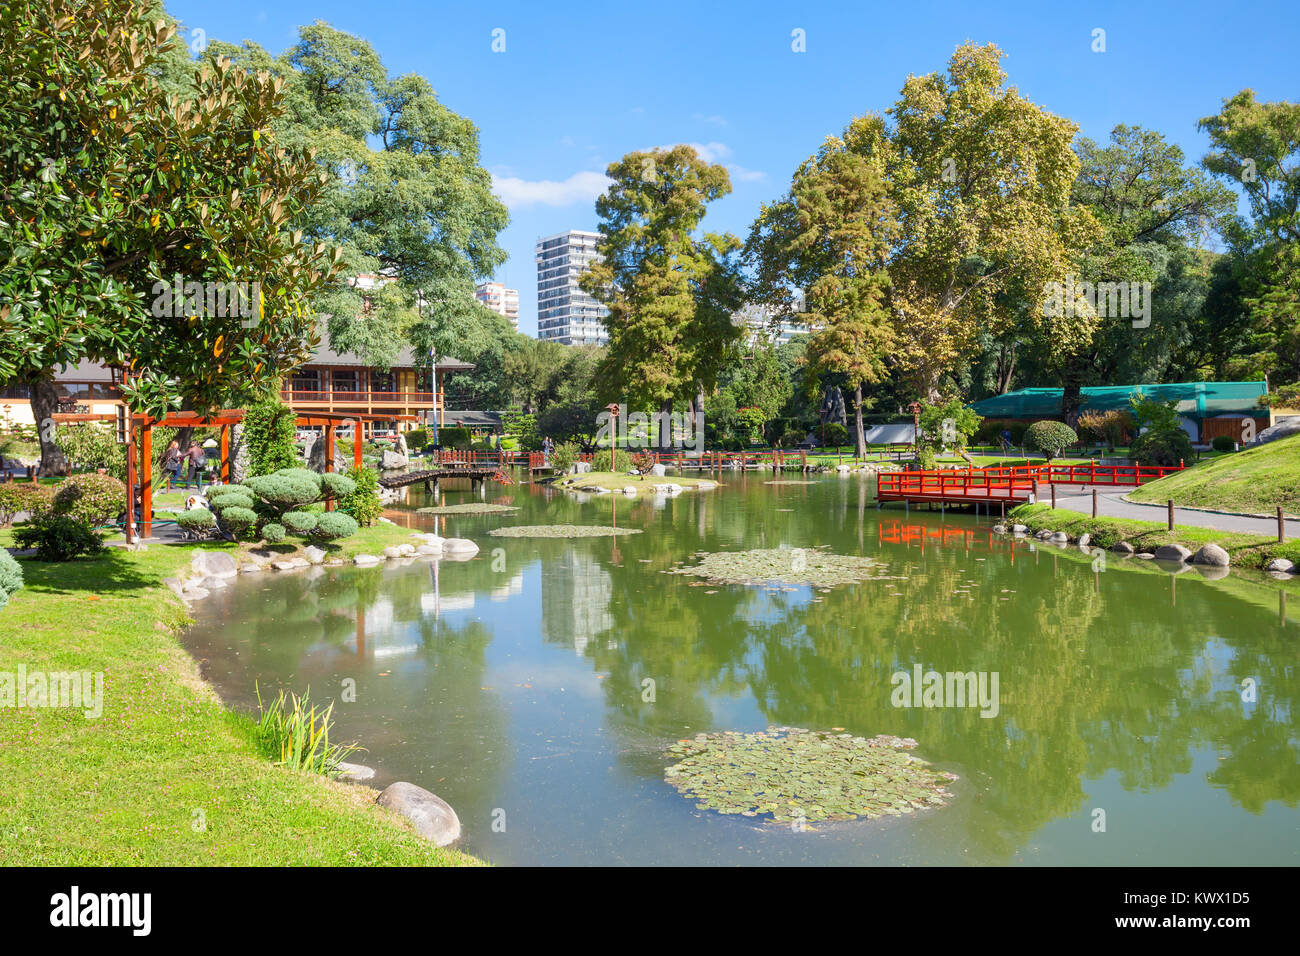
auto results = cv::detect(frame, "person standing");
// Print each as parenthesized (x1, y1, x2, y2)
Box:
(184, 441, 207, 491)
(161, 440, 182, 491)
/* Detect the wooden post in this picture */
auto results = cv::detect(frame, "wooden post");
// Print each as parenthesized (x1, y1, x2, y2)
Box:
(1167, 499, 1175, 531)
(140, 419, 152, 539)
(1092, 488, 1098, 518)
(354, 423, 363, 472)
(1051, 483, 1056, 508)
(1279, 506, 1286, 543)
(124, 427, 136, 545)
(324, 425, 336, 511)
(220, 424, 231, 483)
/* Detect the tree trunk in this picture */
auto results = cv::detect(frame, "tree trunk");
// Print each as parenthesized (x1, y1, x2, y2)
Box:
(29, 376, 69, 476)
(853, 383, 867, 458)
(996, 342, 1017, 394)
(658, 398, 673, 450)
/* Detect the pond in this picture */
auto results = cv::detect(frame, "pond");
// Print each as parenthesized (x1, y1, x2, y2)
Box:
(183, 472, 1299, 866)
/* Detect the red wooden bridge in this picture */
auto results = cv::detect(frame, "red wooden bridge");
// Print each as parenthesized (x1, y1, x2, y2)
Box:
(875, 460, 1185, 509)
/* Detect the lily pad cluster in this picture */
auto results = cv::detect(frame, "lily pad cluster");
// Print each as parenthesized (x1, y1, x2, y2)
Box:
(487, 524, 643, 538)
(666, 547, 888, 588)
(664, 727, 957, 824)
(417, 503, 520, 515)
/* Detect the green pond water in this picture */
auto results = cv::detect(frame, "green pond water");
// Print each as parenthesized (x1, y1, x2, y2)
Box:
(182, 473, 1300, 865)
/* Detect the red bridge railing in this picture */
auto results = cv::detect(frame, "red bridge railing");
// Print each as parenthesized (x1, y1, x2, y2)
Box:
(877, 460, 1185, 501)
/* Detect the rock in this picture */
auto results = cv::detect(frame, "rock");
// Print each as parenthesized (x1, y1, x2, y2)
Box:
(1265, 557, 1295, 573)
(1191, 543, 1230, 567)
(183, 587, 210, 600)
(1252, 417, 1300, 445)
(649, 463, 668, 477)
(376, 782, 461, 847)
(1193, 564, 1230, 580)
(696, 479, 718, 490)
(379, 449, 409, 470)
(191, 550, 238, 579)
(442, 538, 480, 557)
(1154, 544, 1193, 562)
(398, 543, 416, 556)
(836, 464, 852, 473)
(416, 544, 442, 555)
(623, 486, 637, 496)
(1011, 524, 1027, 534)
(162, 577, 185, 599)
(1112, 541, 1135, 554)
(354, 553, 381, 566)
(571, 461, 592, 474)
(200, 575, 229, 589)
(1050, 531, 1069, 542)
(1077, 533, 1091, 548)
(305, 434, 350, 474)
(992, 524, 1007, 534)
(238, 563, 263, 574)
(652, 483, 684, 496)
(272, 560, 300, 571)
(303, 545, 327, 565)
(382, 546, 405, 559)
(336, 761, 376, 783)
(245, 550, 276, 566)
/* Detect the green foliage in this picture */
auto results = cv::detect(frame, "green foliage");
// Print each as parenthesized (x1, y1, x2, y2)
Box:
(437, 426, 472, 449)
(246, 470, 322, 511)
(281, 511, 319, 534)
(821, 422, 849, 447)
(1129, 393, 1182, 433)
(1077, 409, 1134, 449)
(13, 513, 106, 561)
(593, 448, 632, 473)
(261, 522, 286, 543)
(1130, 428, 1194, 467)
(52, 473, 126, 526)
(917, 398, 983, 451)
(175, 508, 216, 536)
(404, 428, 429, 452)
(1211, 435, 1236, 452)
(255, 685, 359, 775)
(319, 472, 357, 499)
(55, 424, 125, 477)
(218, 506, 259, 541)
(0, 483, 53, 527)
(778, 427, 806, 449)
(207, 492, 255, 514)
(0, 547, 24, 606)
(550, 441, 579, 474)
(312, 511, 359, 541)
(338, 467, 383, 527)
(243, 396, 301, 476)
(206, 483, 252, 500)
(1024, 420, 1078, 460)
(916, 447, 938, 470)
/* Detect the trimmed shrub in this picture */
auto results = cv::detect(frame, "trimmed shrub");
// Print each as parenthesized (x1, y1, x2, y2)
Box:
(218, 506, 259, 540)
(312, 511, 359, 541)
(246, 471, 321, 511)
(593, 448, 632, 473)
(205, 483, 252, 500)
(281, 510, 319, 534)
(0, 483, 53, 527)
(13, 513, 106, 561)
(437, 426, 472, 449)
(0, 547, 24, 604)
(338, 466, 383, 527)
(1023, 421, 1078, 461)
(405, 428, 430, 452)
(175, 509, 216, 537)
(243, 395, 300, 476)
(550, 441, 579, 474)
(52, 473, 126, 526)
(778, 427, 806, 449)
(1131, 428, 1194, 467)
(207, 492, 255, 514)
(260, 522, 286, 543)
(319, 472, 357, 499)
(822, 422, 850, 447)
(1211, 435, 1236, 452)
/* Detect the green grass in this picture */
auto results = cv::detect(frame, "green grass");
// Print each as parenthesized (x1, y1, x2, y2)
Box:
(1128, 433, 1300, 516)
(1008, 502, 1300, 573)
(558, 470, 717, 492)
(0, 525, 482, 866)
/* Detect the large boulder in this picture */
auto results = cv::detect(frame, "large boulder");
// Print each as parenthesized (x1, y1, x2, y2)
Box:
(1111, 541, 1135, 554)
(305, 434, 349, 474)
(442, 538, 479, 557)
(1192, 543, 1230, 567)
(191, 550, 239, 579)
(649, 463, 668, 477)
(303, 545, 327, 565)
(376, 782, 461, 846)
(1153, 544, 1193, 563)
(379, 449, 408, 470)
(1265, 557, 1295, 573)
(1252, 417, 1300, 446)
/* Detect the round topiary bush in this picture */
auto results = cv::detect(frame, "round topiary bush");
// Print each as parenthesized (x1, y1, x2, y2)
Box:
(1211, 435, 1235, 452)
(205, 483, 252, 500)
(218, 505, 259, 540)
(281, 510, 319, 535)
(207, 492, 255, 514)
(1023, 420, 1078, 461)
(319, 472, 357, 499)
(52, 473, 126, 526)
(260, 522, 286, 543)
(312, 511, 358, 541)
(246, 470, 322, 511)
(175, 509, 216, 537)
(1130, 428, 1194, 467)
(0, 548, 24, 606)
(0, 483, 53, 527)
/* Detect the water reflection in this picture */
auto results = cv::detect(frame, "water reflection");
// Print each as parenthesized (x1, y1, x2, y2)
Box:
(183, 473, 1299, 865)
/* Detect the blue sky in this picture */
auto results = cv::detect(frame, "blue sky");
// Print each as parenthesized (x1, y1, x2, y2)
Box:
(168, 0, 1299, 336)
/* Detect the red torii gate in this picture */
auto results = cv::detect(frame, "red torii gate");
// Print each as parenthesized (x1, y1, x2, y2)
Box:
(113, 409, 414, 543)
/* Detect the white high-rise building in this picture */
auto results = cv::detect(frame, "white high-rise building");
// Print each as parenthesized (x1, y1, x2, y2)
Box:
(734, 298, 808, 346)
(475, 281, 519, 329)
(535, 230, 609, 346)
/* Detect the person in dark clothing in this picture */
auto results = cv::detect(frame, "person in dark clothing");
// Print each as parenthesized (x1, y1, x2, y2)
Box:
(161, 440, 183, 491)
(184, 442, 207, 490)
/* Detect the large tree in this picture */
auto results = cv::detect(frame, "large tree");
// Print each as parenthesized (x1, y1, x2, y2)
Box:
(1, 0, 337, 474)
(748, 117, 898, 456)
(879, 43, 1100, 398)
(581, 145, 744, 447)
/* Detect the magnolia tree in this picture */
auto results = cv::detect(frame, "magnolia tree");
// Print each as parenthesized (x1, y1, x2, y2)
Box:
(184, 468, 358, 543)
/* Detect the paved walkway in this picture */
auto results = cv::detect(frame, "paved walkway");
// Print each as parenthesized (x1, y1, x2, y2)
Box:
(1051, 489, 1298, 540)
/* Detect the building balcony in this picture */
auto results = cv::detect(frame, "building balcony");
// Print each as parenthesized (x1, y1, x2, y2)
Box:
(281, 389, 438, 407)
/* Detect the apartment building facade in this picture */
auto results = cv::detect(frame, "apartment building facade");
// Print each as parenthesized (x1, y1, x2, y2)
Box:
(475, 281, 520, 330)
(535, 230, 609, 346)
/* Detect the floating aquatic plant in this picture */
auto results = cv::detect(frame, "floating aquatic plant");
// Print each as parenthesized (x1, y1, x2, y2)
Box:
(488, 524, 643, 538)
(664, 726, 957, 824)
(417, 503, 520, 515)
(666, 546, 889, 587)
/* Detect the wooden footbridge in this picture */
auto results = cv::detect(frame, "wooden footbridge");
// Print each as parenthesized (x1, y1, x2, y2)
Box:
(876, 460, 1185, 512)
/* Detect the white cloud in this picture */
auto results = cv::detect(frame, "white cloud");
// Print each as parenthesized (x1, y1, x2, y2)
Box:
(491, 170, 612, 209)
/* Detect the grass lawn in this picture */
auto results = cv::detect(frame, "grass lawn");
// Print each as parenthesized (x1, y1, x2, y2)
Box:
(0, 522, 483, 866)
(558, 470, 718, 492)
(1128, 433, 1300, 516)
(1008, 502, 1300, 573)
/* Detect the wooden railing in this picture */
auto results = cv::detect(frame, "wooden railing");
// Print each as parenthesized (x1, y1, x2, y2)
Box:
(877, 460, 1185, 501)
(281, 390, 438, 404)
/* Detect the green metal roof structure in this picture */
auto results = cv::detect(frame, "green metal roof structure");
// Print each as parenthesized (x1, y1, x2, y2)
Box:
(969, 382, 1269, 420)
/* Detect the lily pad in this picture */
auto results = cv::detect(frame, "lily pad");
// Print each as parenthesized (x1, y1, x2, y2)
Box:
(416, 503, 520, 515)
(666, 546, 890, 588)
(488, 524, 643, 538)
(664, 726, 957, 824)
